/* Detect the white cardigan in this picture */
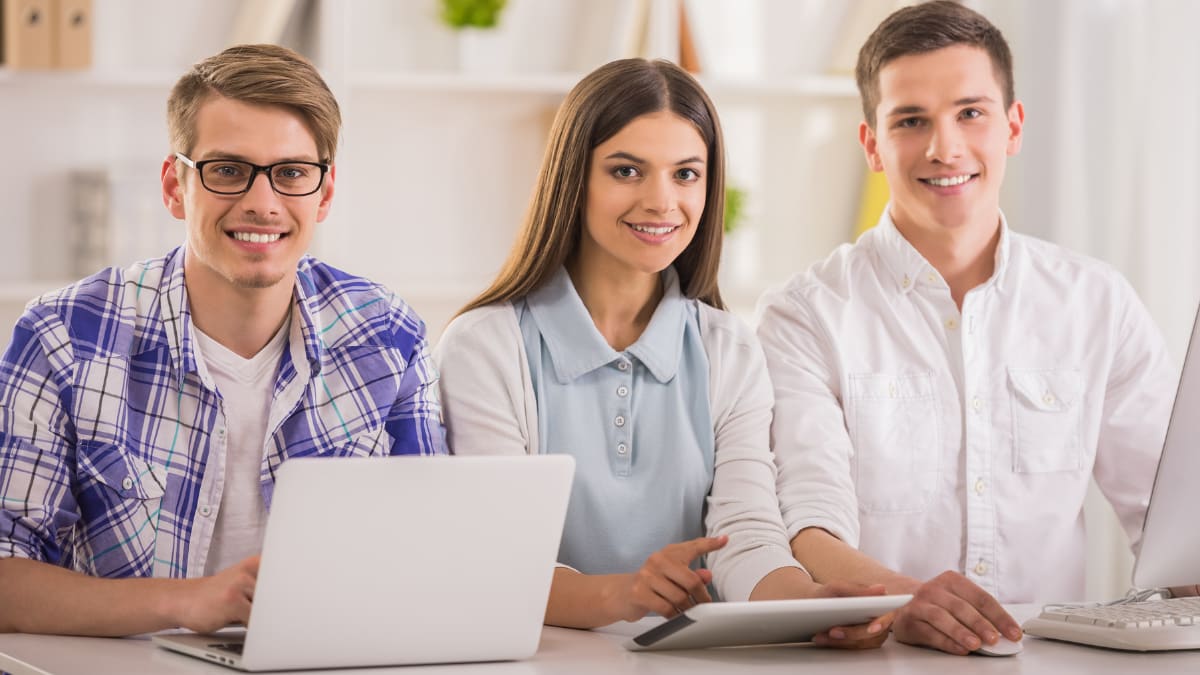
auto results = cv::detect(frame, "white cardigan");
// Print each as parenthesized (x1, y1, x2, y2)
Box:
(435, 300, 803, 602)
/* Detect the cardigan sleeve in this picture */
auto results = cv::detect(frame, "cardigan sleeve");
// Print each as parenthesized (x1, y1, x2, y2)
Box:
(698, 305, 806, 602)
(434, 304, 538, 457)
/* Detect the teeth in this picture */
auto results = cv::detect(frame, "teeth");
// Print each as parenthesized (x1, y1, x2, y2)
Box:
(629, 224, 677, 235)
(925, 175, 972, 187)
(232, 232, 282, 244)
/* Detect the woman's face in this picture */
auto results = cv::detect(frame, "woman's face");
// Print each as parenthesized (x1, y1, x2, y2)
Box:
(578, 110, 708, 279)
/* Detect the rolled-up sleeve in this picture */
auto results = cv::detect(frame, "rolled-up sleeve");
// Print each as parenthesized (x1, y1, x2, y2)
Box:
(0, 309, 80, 563)
(756, 287, 861, 548)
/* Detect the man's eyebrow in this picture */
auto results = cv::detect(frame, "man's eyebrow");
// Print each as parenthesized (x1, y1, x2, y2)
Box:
(195, 151, 320, 163)
(885, 96, 999, 118)
(885, 105, 926, 118)
(954, 95, 997, 106)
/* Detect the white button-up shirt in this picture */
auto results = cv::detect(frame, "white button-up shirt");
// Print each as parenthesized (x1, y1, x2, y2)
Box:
(757, 212, 1175, 602)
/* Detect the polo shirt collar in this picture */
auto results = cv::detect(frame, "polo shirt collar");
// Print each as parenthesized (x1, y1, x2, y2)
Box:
(526, 266, 687, 384)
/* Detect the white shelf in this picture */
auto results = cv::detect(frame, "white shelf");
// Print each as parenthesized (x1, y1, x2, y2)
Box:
(348, 71, 581, 98)
(0, 68, 177, 89)
(346, 71, 857, 103)
(702, 75, 858, 102)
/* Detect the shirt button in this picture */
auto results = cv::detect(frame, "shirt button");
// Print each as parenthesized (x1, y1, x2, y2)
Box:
(888, 383, 898, 398)
(616, 443, 628, 455)
(617, 360, 630, 372)
(121, 476, 134, 491)
(614, 415, 626, 428)
(199, 505, 213, 518)
(901, 275, 911, 288)
(974, 560, 989, 575)
(945, 318, 958, 330)
(972, 396, 983, 412)
(927, 273, 937, 283)
(974, 478, 986, 495)
(617, 385, 629, 397)
(1043, 393, 1056, 405)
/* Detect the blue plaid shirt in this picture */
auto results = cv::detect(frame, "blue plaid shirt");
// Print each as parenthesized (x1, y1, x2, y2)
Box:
(0, 247, 445, 578)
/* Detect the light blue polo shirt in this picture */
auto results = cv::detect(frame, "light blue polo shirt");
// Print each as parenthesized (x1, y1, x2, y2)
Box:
(517, 266, 715, 575)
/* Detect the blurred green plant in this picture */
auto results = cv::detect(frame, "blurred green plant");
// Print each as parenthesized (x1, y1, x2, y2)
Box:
(724, 185, 747, 234)
(440, 0, 508, 29)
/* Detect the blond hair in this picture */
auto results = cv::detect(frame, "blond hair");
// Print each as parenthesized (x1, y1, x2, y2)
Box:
(166, 44, 341, 161)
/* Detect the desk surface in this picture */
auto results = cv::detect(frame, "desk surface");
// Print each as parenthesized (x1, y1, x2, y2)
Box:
(0, 605, 1192, 675)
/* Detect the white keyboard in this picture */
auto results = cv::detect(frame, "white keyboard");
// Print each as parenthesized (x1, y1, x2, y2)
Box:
(1023, 597, 1200, 651)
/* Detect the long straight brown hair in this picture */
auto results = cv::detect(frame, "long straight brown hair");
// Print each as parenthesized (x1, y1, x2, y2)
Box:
(458, 58, 726, 316)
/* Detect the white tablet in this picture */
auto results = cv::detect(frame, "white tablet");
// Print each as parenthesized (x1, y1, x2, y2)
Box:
(624, 595, 912, 651)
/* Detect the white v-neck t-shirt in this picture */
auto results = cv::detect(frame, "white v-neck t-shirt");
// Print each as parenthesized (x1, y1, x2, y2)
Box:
(193, 320, 289, 576)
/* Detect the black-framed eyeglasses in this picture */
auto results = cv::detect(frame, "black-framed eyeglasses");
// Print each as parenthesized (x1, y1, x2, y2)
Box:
(175, 152, 330, 197)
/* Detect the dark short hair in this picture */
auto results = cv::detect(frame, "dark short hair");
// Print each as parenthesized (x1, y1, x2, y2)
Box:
(856, 0, 1014, 127)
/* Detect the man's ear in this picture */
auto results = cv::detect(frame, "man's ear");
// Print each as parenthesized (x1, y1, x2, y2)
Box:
(859, 121, 884, 172)
(1006, 100, 1026, 156)
(315, 164, 336, 223)
(161, 154, 187, 220)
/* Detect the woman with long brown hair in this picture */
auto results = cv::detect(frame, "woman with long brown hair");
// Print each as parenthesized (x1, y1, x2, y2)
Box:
(436, 58, 885, 636)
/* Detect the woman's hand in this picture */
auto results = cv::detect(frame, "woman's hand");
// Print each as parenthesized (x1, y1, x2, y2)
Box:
(603, 536, 728, 622)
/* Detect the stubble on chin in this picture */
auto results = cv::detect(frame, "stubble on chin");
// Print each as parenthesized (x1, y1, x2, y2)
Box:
(230, 269, 289, 289)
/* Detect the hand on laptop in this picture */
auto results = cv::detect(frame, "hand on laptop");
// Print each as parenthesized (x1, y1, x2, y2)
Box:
(172, 555, 261, 633)
(606, 535, 728, 622)
(887, 571, 1021, 655)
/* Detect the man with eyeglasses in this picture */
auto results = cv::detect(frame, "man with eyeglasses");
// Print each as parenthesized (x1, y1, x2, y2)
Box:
(0, 44, 446, 636)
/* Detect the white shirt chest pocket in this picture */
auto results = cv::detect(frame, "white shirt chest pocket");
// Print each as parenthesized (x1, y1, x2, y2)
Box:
(847, 372, 940, 513)
(1008, 369, 1083, 473)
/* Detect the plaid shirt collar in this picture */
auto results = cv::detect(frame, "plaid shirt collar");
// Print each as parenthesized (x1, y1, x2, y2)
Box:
(161, 247, 327, 389)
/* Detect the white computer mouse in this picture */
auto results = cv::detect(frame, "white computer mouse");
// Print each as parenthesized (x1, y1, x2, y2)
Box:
(974, 638, 1023, 656)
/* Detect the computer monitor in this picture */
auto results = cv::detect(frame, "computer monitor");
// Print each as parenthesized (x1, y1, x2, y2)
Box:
(1133, 302, 1200, 589)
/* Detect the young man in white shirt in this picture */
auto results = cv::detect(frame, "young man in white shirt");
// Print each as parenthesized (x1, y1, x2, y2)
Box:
(757, 0, 1176, 655)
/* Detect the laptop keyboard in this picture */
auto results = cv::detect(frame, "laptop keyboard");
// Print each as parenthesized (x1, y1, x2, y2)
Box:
(1023, 597, 1200, 651)
(207, 642, 245, 655)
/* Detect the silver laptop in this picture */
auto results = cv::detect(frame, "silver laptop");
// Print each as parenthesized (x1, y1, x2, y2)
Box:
(153, 455, 574, 671)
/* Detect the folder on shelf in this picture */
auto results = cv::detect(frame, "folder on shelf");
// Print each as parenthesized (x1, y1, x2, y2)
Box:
(53, 0, 91, 68)
(2, 0, 55, 69)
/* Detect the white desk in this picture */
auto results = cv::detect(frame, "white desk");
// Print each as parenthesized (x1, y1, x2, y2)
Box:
(1, 606, 1193, 675)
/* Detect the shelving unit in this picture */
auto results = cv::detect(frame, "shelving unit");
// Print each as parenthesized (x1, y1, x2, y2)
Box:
(1, 0, 869, 344)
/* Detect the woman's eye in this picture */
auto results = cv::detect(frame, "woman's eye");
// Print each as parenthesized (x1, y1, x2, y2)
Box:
(676, 168, 700, 181)
(613, 166, 639, 178)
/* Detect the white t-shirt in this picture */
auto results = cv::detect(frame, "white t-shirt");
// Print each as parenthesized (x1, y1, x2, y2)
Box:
(193, 320, 289, 576)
